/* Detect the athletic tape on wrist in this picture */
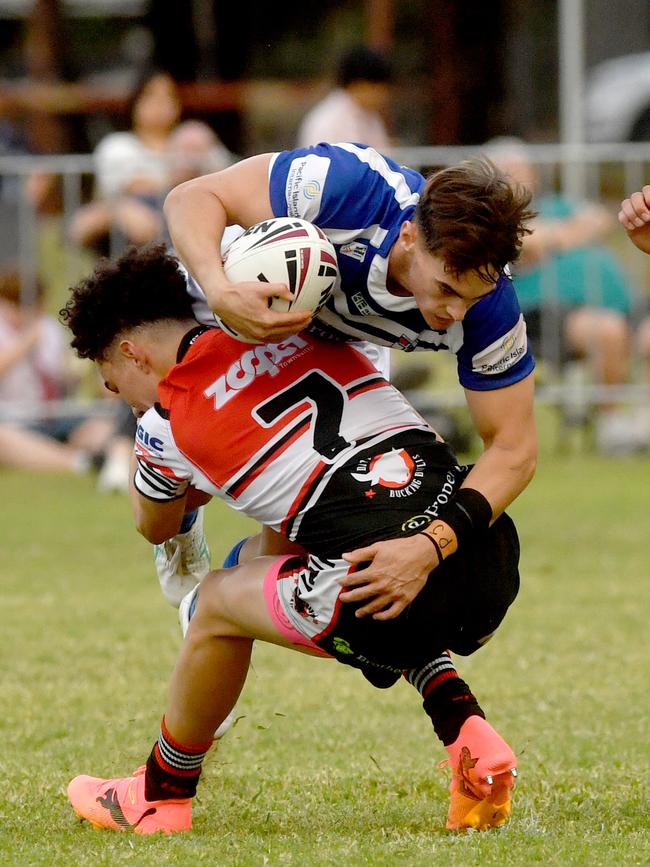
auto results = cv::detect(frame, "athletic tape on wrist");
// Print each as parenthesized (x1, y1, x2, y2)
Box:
(435, 488, 492, 549)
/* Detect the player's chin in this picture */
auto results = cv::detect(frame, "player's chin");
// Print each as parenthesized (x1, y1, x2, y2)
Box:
(428, 317, 454, 331)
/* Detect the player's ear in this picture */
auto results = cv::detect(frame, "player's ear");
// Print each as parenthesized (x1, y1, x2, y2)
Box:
(400, 220, 418, 250)
(117, 338, 137, 360)
(118, 338, 149, 369)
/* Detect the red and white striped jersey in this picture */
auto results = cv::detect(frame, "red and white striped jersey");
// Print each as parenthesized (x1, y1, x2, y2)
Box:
(134, 328, 434, 547)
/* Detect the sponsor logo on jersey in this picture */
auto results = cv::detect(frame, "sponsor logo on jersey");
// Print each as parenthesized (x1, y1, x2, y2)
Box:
(285, 155, 331, 219)
(340, 241, 368, 262)
(471, 315, 527, 375)
(351, 449, 425, 498)
(204, 336, 310, 409)
(302, 180, 321, 199)
(350, 292, 372, 315)
(136, 423, 164, 453)
(419, 469, 463, 518)
(401, 514, 431, 532)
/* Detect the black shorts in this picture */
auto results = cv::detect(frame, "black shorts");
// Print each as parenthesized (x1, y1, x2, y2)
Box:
(315, 512, 520, 673)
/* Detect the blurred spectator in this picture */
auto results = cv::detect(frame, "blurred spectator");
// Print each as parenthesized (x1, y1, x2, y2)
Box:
(167, 120, 236, 187)
(297, 45, 393, 151)
(486, 137, 647, 453)
(69, 72, 236, 259)
(69, 69, 183, 255)
(0, 269, 112, 472)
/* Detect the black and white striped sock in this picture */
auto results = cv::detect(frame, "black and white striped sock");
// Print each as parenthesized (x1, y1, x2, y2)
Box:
(145, 716, 212, 801)
(405, 653, 485, 746)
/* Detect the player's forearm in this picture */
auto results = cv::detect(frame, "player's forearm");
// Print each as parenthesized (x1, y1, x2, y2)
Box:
(462, 436, 537, 520)
(462, 375, 537, 519)
(128, 453, 187, 543)
(164, 180, 230, 300)
(624, 224, 650, 254)
(132, 491, 187, 544)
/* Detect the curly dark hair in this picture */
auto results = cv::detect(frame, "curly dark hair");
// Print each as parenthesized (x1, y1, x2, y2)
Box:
(60, 244, 196, 360)
(414, 157, 535, 284)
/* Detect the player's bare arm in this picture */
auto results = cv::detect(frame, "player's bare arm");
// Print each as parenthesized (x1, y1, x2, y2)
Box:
(128, 448, 190, 545)
(131, 484, 189, 545)
(618, 185, 650, 254)
(184, 486, 213, 512)
(461, 373, 537, 517)
(164, 155, 312, 341)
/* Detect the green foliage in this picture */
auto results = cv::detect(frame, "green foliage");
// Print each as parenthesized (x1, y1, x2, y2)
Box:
(1, 454, 649, 865)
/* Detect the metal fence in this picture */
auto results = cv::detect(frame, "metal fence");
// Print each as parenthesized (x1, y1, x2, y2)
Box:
(1, 143, 649, 423)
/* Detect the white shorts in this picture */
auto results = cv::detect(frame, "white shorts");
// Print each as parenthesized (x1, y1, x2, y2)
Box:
(263, 553, 355, 649)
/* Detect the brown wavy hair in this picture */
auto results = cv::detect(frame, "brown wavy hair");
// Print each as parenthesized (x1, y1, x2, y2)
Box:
(414, 157, 535, 284)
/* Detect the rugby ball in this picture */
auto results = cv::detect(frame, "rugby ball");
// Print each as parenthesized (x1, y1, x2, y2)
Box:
(220, 218, 338, 342)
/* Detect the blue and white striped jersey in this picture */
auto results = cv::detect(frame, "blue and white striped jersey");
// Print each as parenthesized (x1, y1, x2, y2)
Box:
(268, 142, 535, 391)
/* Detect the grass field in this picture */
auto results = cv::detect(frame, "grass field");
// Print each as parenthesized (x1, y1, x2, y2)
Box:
(1, 444, 649, 865)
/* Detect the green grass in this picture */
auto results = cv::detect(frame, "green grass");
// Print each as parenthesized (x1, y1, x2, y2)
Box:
(1, 444, 649, 865)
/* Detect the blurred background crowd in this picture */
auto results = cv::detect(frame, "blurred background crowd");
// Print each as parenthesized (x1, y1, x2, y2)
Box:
(1, 0, 650, 489)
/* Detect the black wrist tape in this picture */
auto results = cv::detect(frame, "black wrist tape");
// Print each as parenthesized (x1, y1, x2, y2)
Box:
(435, 488, 492, 549)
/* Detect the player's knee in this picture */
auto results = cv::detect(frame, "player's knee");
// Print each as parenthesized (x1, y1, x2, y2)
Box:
(189, 569, 234, 634)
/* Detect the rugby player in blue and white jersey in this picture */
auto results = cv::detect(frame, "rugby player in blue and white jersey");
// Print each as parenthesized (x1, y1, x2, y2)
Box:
(163, 143, 537, 619)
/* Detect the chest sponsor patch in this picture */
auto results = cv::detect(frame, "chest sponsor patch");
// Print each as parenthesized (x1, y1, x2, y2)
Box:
(203, 335, 310, 409)
(471, 315, 527, 375)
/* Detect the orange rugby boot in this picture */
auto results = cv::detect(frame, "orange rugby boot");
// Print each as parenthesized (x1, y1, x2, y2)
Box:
(444, 715, 517, 831)
(67, 765, 192, 834)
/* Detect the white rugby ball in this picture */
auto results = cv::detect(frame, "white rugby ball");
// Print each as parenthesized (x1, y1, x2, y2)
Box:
(219, 218, 338, 342)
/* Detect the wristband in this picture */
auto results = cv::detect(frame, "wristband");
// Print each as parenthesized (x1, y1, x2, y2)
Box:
(435, 488, 492, 549)
(418, 530, 442, 565)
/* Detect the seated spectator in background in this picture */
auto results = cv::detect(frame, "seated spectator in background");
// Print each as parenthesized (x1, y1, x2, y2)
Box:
(167, 120, 236, 188)
(69, 70, 183, 255)
(297, 44, 393, 151)
(0, 269, 112, 472)
(69, 72, 235, 260)
(485, 137, 647, 453)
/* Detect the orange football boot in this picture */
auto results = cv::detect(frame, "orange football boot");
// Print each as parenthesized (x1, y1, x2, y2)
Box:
(444, 715, 517, 831)
(67, 765, 192, 834)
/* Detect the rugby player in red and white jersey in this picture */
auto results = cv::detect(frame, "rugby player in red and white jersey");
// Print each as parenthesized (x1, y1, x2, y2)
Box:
(61, 245, 520, 835)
